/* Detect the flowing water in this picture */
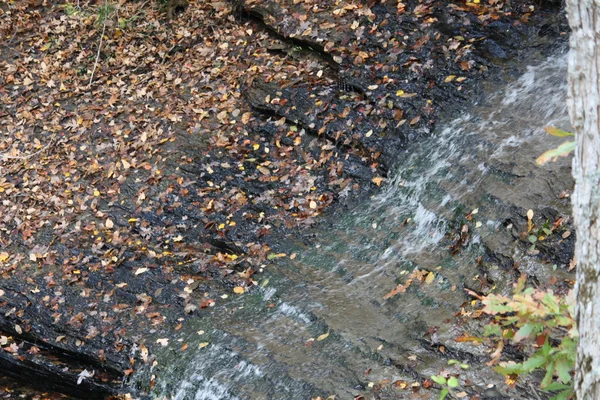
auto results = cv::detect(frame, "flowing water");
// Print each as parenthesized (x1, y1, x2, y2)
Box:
(143, 53, 574, 400)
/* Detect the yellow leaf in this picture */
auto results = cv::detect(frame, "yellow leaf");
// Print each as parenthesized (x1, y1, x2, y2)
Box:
(0, 252, 9, 263)
(365, 130, 373, 138)
(425, 272, 435, 284)
(253, 143, 260, 150)
(199, 342, 209, 349)
(444, 75, 456, 83)
(121, 159, 131, 170)
(527, 209, 534, 220)
(372, 176, 384, 186)
(233, 286, 245, 294)
(135, 267, 149, 275)
(94, 189, 101, 197)
(309, 200, 317, 209)
(317, 332, 330, 341)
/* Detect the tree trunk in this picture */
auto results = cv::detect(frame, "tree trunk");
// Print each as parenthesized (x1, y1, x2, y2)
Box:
(567, 0, 600, 398)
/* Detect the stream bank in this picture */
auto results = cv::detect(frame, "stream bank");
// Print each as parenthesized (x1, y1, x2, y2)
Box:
(0, 0, 571, 398)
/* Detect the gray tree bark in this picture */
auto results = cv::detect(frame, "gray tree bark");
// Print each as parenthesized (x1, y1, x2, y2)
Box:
(567, 0, 600, 398)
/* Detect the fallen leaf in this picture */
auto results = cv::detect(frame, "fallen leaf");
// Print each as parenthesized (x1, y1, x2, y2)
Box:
(425, 272, 435, 284)
(317, 332, 329, 341)
(372, 176, 384, 186)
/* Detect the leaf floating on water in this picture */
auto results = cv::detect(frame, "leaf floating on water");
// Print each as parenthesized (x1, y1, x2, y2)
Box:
(372, 176, 385, 186)
(233, 286, 245, 294)
(527, 209, 534, 220)
(383, 283, 407, 299)
(199, 342, 209, 349)
(135, 267, 149, 275)
(156, 338, 169, 346)
(317, 332, 329, 341)
(267, 253, 286, 260)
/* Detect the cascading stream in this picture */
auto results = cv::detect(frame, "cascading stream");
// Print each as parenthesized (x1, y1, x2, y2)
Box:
(145, 52, 573, 400)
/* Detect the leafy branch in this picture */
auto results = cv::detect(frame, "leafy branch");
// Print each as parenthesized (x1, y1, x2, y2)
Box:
(477, 275, 577, 400)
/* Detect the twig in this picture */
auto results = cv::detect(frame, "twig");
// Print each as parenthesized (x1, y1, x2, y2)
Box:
(528, 382, 543, 400)
(1, 140, 54, 161)
(88, 13, 107, 87)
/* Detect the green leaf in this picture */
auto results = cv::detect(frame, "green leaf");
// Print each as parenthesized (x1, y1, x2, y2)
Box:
(514, 323, 536, 343)
(528, 235, 538, 244)
(431, 375, 447, 385)
(555, 358, 573, 384)
(448, 359, 460, 366)
(460, 364, 469, 370)
(550, 389, 574, 400)
(541, 360, 555, 389)
(515, 274, 527, 294)
(542, 339, 552, 357)
(521, 352, 547, 372)
(447, 377, 459, 388)
(556, 316, 574, 327)
(440, 388, 449, 400)
(483, 323, 502, 337)
(536, 141, 576, 165)
(544, 382, 571, 392)
(542, 293, 561, 314)
(495, 361, 525, 375)
(545, 126, 574, 137)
